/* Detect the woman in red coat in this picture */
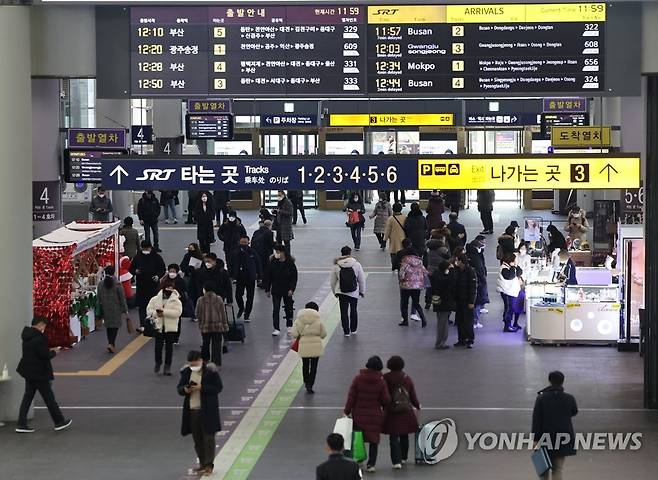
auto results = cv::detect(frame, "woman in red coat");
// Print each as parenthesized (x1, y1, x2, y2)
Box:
(383, 356, 421, 468)
(344, 356, 391, 473)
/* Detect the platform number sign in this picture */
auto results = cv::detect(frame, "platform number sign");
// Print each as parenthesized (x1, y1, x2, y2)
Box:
(154, 136, 183, 156)
(33, 180, 61, 222)
(570, 163, 590, 183)
(622, 183, 644, 224)
(131, 125, 153, 145)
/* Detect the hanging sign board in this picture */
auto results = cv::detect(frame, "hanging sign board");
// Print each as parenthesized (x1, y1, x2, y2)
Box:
(329, 113, 454, 127)
(551, 126, 611, 147)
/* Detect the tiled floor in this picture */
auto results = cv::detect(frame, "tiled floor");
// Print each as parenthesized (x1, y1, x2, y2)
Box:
(2, 203, 656, 480)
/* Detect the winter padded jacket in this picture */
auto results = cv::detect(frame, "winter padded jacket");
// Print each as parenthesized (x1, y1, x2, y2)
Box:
(147, 290, 183, 333)
(330, 256, 366, 299)
(344, 368, 391, 444)
(398, 254, 428, 290)
(137, 193, 161, 224)
(263, 257, 298, 296)
(532, 385, 579, 457)
(195, 291, 229, 334)
(291, 308, 327, 358)
(496, 263, 522, 297)
(16, 327, 55, 382)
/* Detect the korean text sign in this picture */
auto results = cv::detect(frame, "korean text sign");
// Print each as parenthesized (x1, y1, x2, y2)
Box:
(417, 155, 640, 190)
(68, 128, 126, 150)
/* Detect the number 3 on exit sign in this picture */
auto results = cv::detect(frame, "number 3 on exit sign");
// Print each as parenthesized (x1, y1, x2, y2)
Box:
(570, 164, 590, 182)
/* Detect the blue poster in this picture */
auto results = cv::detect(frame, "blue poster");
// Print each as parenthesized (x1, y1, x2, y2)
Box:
(101, 156, 417, 190)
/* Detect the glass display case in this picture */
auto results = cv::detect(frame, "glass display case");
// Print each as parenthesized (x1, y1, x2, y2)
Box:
(564, 285, 620, 343)
(565, 285, 618, 303)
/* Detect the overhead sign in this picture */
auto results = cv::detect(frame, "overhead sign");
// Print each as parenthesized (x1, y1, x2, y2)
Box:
(130, 3, 606, 97)
(185, 114, 233, 140)
(64, 149, 128, 184)
(68, 128, 126, 150)
(131, 125, 154, 145)
(543, 98, 588, 113)
(329, 113, 454, 127)
(465, 113, 539, 126)
(101, 156, 416, 190)
(261, 115, 317, 127)
(417, 155, 640, 190)
(621, 183, 644, 225)
(551, 126, 611, 147)
(187, 99, 232, 114)
(541, 113, 589, 139)
(33, 180, 61, 222)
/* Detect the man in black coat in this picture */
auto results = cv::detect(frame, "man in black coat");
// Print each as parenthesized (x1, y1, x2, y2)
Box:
(532, 371, 578, 479)
(137, 190, 162, 251)
(129, 240, 166, 331)
(213, 190, 231, 225)
(229, 235, 261, 321)
(251, 220, 275, 287)
(448, 211, 467, 247)
(217, 211, 247, 273)
(263, 244, 298, 336)
(476, 189, 495, 235)
(453, 254, 477, 349)
(316, 433, 362, 480)
(16, 317, 71, 433)
(177, 350, 223, 477)
(288, 190, 307, 225)
(466, 238, 489, 329)
(195, 253, 233, 305)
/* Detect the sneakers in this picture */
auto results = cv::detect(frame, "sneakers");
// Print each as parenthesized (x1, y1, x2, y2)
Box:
(164, 219, 171, 224)
(366, 466, 376, 473)
(474, 322, 484, 329)
(466, 342, 474, 349)
(54, 419, 72, 431)
(163, 366, 172, 376)
(410, 312, 421, 322)
(480, 308, 489, 314)
(272, 329, 280, 336)
(350, 330, 357, 335)
(15, 425, 35, 433)
(154, 363, 161, 374)
(344, 332, 351, 337)
(173, 219, 178, 224)
(398, 320, 409, 326)
(237, 308, 244, 318)
(435, 344, 450, 350)
(393, 463, 402, 470)
(453, 341, 466, 347)
(244, 317, 250, 323)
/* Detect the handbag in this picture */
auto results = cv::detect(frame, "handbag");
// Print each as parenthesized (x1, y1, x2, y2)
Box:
(351, 431, 367, 463)
(142, 315, 158, 338)
(431, 295, 442, 306)
(290, 337, 300, 352)
(531, 447, 553, 477)
(333, 417, 353, 451)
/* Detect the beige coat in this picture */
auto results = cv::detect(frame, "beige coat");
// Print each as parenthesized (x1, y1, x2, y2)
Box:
(290, 308, 327, 358)
(384, 213, 408, 253)
(146, 290, 183, 333)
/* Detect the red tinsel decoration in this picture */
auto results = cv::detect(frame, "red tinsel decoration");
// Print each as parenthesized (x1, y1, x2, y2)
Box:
(33, 234, 117, 348)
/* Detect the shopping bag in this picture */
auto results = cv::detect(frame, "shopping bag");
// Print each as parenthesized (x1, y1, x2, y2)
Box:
(352, 431, 367, 463)
(531, 447, 552, 477)
(290, 337, 299, 352)
(333, 418, 353, 451)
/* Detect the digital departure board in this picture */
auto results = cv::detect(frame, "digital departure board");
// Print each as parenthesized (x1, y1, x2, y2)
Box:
(185, 114, 233, 139)
(64, 150, 128, 184)
(130, 3, 606, 97)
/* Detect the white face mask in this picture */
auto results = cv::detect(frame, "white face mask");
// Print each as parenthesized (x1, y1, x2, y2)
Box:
(98, 193, 105, 198)
(205, 262, 213, 269)
(168, 272, 177, 279)
(201, 196, 208, 202)
(189, 365, 202, 372)
(274, 252, 282, 259)
(278, 196, 284, 202)
(228, 216, 236, 222)
(142, 250, 150, 255)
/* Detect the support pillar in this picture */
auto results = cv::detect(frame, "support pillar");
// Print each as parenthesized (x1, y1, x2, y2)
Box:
(0, 6, 33, 423)
(153, 99, 185, 218)
(32, 79, 64, 238)
(96, 98, 133, 219)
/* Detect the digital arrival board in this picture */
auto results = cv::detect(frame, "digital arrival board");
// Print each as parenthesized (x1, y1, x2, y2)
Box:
(100, 154, 639, 191)
(131, 3, 607, 97)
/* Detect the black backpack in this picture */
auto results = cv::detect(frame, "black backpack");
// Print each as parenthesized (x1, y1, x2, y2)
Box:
(339, 265, 358, 293)
(390, 380, 412, 413)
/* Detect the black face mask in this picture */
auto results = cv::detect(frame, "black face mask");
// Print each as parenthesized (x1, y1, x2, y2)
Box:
(163, 290, 172, 299)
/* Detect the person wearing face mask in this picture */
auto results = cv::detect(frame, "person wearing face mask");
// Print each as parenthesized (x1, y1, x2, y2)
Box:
(263, 244, 298, 336)
(194, 191, 216, 254)
(130, 240, 166, 333)
(196, 253, 233, 307)
(425, 190, 445, 236)
(119, 216, 139, 259)
(147, 282, 183, 376)
(287, 190, 307, 225)
(228, 235, 261, 322)
(274, 190, 294, 251)
(137, 190, 162, 252)
(164, 264, 187, 344)
(177, 350, 223, 477)
(251, 219, 275, 288)
(195, 283, 229, 366)
(497, 253, 523, 333)
(344, 192, 366, 251)
(369, 192, 393, 249)
(556, 249, 578, 286)
(217, 210, 247, 273)
(15, 317, 72, 433)
(181, 243, 204, 317)
(430, 260, 456, 349)
(89, 186, 113, 222)
(447, 211, 467, 248)
(466, 238, 489, 329)
(96, 265, 128, 354)
(564, 205, 589, 244)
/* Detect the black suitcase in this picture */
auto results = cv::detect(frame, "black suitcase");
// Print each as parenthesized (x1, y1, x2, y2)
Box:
(225, 304, 245, 343)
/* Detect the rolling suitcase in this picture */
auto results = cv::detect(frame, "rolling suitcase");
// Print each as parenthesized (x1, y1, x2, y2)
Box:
(225, 304, 246, 343)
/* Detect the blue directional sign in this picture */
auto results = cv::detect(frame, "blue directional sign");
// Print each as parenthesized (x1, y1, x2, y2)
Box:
(131, 125, 154, 145)
(261, 115, 317, 127)
(101, 156, 416, 191)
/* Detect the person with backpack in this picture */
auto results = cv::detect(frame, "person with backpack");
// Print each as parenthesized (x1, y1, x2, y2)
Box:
(330, 246, 367, 337)
(398, 249, 428, 328)
(383, 356, 420, 469)
(344, 192, 366, 251)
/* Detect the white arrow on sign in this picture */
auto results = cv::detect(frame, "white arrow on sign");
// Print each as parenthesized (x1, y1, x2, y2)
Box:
(110, 165, 129, 185)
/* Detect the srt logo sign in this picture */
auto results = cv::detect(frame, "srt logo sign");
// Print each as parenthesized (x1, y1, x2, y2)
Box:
(371, 8, 399, 15)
